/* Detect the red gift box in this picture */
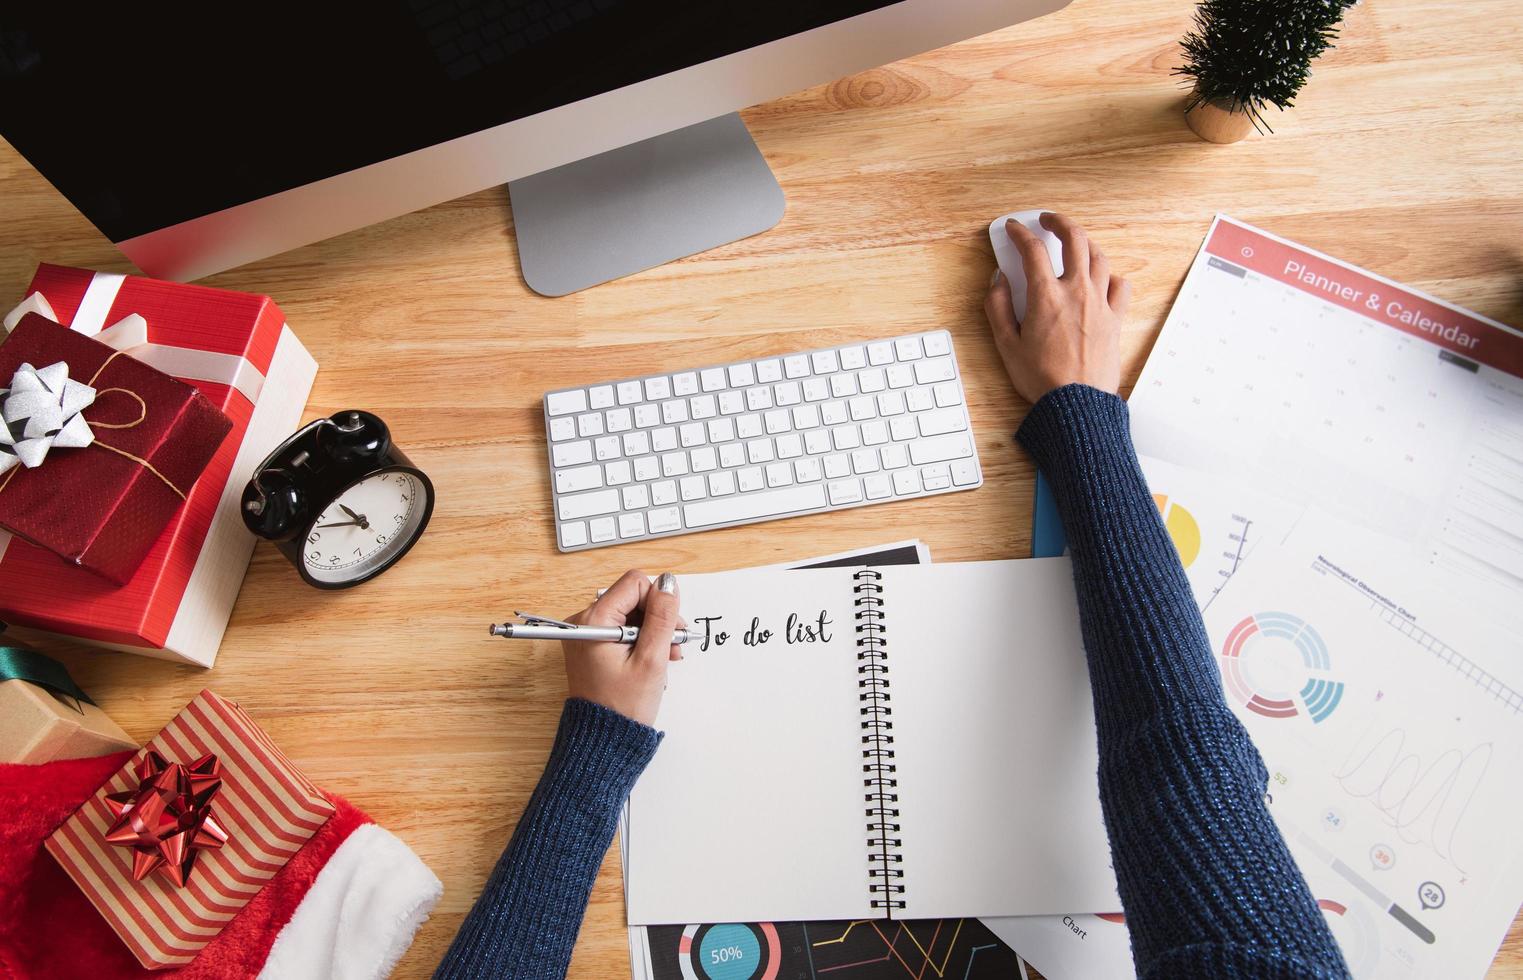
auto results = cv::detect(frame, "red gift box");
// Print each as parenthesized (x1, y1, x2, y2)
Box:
(0, 314, 232, 583)
(0, 267, 318, 666)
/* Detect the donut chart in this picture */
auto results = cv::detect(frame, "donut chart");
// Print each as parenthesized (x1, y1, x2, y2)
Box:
(1318, 898, 1378, 975)
(677, 922, 780, 980)
(1152, 493, 1202, 568)
(1220, 612, 1344, 723)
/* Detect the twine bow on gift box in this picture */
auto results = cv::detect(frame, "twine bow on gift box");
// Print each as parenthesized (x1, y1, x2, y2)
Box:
(103, 750, 229, 887)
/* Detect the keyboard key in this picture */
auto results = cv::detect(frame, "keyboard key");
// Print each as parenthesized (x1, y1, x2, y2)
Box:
(634, 404, 661, 428)
(652, 480, 678, 505)
(824, 454, 851, 479)
(719, 442, 746, 468)
(555, 464, 602, 494)
(728, 363, 755, 387)
(662, 452, 689, 476)
(886, 364, 914, 389)
(606, 407, 633, 432)
(756, 359, 783, 383)
(783, 354, 810, 378)
(662, 400, 689, 424)
(700, 368, 728, 392)
(560, 521, 588, 548)
(803, 378, 830, 402)
(685, 483, 828, 527)
(549, 417, 576, 441)
(921, 465, 952, 491)
(766, 462, 794, 487)
(922, 331, 951, 357)
(737, 466, 765, 492)
(833, 427, 861, 451)
(708, 470, 737, 496)
(680, 475, 707, 500)
(880, 443, 909, 469)
(622, 484, 650, 510)
(645, 376, 671, 400)
(589, 385, 615, 409)
(895, 336, 923, 361)
(648, 507, 682, 533)
(839, 345, 867, 370)
(861, 420, 889, 445)
(804, 430, 832, 454)
(828, 479, 863, 505)
(849, 396, 876, 421)
(852, 449, 880, 474)
(952, 458, 980, 486)
(889, 416, 918, 441)
(910, 433, 973, 465)
(547, 389, 587, 416)
(746, 386, 773, 411)
(917, 406, 968, 437)
(672, 372, 699, 396)
(634, 456, 660, 481)
(915, 357, 956, 384)
(907, 387, 935, 412)
(619, 513, 646, 538)
(590, 516, 618, 542)
(933, 382, 963, 407)
(652, 427, 678, 452)
(691, 446, 718, 471)
(864, 473, 893, 500)
(867, 341, 894, 365)
(690, 394, 717, 419)
(553, 440, 593, 467)
(892, 469, 921, 495)
(792, 404, 820, 429)
(558, 488, 620, 521)
(776, 433, 804, 458)
(811, 350, 839, 374)
(747, 439, 776, 464)
(617, 380, 643, 405)
(680, 422, 706, 447)
(624, 431, 651, 457)
(764, 409, 791, 434)
(775, 381, 802, 406)
(858, 368, 886, 393)
(877, 391, 906, 416)
(708, 417, 736, 443)
(594, 436, 621, 460)
(821, 401, 848, 425)
(604, 460, 632, 485)
(830, 373, 858, 398)
(719, 390, 746, 415)
(736, 414, 764, 439)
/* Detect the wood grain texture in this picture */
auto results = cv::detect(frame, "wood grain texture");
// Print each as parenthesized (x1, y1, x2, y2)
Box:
(3, 0, 1521, 975)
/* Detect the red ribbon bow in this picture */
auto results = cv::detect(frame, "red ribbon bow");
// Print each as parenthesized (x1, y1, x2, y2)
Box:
(103, 750, 229, 887)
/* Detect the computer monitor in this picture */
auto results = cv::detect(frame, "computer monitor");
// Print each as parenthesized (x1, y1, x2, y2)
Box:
(0, 1, 1068, 293)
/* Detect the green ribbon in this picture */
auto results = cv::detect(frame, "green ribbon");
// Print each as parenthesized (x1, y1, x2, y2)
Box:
(0, 645, 96, 711)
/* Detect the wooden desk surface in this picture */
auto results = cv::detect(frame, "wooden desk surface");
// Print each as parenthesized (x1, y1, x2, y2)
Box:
(4, 0, 1521, 975)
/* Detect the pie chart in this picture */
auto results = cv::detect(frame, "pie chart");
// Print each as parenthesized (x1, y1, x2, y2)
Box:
(1153, 493, 1202, 567)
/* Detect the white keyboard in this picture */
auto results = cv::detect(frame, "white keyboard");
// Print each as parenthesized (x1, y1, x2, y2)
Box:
(542, 330, 982, 551)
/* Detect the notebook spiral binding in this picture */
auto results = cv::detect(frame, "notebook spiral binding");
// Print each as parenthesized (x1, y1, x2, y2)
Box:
(855, 569, 905, 913)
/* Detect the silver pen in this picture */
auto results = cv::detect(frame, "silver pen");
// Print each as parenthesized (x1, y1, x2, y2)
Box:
(488, 611, 694, 645)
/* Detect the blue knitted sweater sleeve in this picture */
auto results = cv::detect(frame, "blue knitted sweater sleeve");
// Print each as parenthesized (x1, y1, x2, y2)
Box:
(1017, 384, 1348, 979)
(434, 697, 661, 979)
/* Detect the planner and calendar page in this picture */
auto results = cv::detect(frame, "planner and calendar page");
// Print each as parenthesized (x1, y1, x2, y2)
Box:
(622, 559, 1121, 926)
(1129, 216, 1523, 633)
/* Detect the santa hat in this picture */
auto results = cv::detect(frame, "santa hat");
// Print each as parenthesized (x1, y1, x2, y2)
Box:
(0, 752, 441, 978)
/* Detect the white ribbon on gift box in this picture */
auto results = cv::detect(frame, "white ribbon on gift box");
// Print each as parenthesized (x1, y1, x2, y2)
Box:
(2, 272, 267, 405)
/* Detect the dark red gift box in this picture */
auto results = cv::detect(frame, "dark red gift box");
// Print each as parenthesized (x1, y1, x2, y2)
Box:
(0, 314, 232, 584)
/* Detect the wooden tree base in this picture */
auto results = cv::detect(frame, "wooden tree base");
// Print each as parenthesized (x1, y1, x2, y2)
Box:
(1185, 99, 1256, 144)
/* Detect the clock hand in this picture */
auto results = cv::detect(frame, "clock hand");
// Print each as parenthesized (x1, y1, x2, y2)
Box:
(316, 520, 364, 529)
(338, 503, 371, 530)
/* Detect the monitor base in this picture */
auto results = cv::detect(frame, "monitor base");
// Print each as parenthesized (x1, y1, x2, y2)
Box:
(508, 113, 785, 297)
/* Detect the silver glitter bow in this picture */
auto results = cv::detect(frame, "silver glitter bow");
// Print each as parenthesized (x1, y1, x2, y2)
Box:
(0, 361, 97, 474)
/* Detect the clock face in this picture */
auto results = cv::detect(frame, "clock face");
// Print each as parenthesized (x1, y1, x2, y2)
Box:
(302, 470, 429, 585)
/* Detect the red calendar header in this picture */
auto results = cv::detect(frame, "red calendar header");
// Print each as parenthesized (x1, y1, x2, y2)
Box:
(1206, 219, 1523, 377)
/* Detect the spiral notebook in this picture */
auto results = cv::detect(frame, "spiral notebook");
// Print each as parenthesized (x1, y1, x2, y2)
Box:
(624, 559, 1121, 925)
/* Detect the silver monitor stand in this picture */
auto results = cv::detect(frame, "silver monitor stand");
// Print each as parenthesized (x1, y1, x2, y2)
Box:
(507, 113, 785, 297)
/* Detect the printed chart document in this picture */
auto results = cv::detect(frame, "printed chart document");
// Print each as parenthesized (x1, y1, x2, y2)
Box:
(1129, 216, 1523, 634)
(623, 559, 1119, 926)
(1202, 516, 1523, 978)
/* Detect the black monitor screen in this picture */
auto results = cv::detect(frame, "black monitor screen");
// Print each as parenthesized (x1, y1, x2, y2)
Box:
(0, 2, 898, 242)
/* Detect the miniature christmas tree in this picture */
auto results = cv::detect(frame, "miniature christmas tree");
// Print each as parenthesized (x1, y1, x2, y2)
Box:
(1178, 0, 1358, 138)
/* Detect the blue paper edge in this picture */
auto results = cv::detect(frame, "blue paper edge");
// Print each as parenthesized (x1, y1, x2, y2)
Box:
(1031, 470, 1068, 558)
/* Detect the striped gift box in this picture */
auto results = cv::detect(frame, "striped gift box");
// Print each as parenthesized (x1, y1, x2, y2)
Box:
(45, 690, 334, 970)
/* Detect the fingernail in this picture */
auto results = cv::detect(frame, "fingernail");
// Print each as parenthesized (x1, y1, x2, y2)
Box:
(657, 572, 677, 594)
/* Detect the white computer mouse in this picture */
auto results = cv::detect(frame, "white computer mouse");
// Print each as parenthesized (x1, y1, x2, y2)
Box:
(988, 210, 1064, 321)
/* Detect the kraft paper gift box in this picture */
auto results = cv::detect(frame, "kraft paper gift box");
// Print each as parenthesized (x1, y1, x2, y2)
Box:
(0, 266, 318, 666)
(0, 641, 137, 763)
(45, 689, 335, 970)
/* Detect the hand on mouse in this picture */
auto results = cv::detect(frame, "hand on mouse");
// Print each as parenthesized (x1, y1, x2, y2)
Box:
(984, 212, 1130, 402)
(563, 569, 684, 727)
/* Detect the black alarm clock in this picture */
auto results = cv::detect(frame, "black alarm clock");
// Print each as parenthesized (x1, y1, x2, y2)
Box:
(241, 410, 435, 589)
